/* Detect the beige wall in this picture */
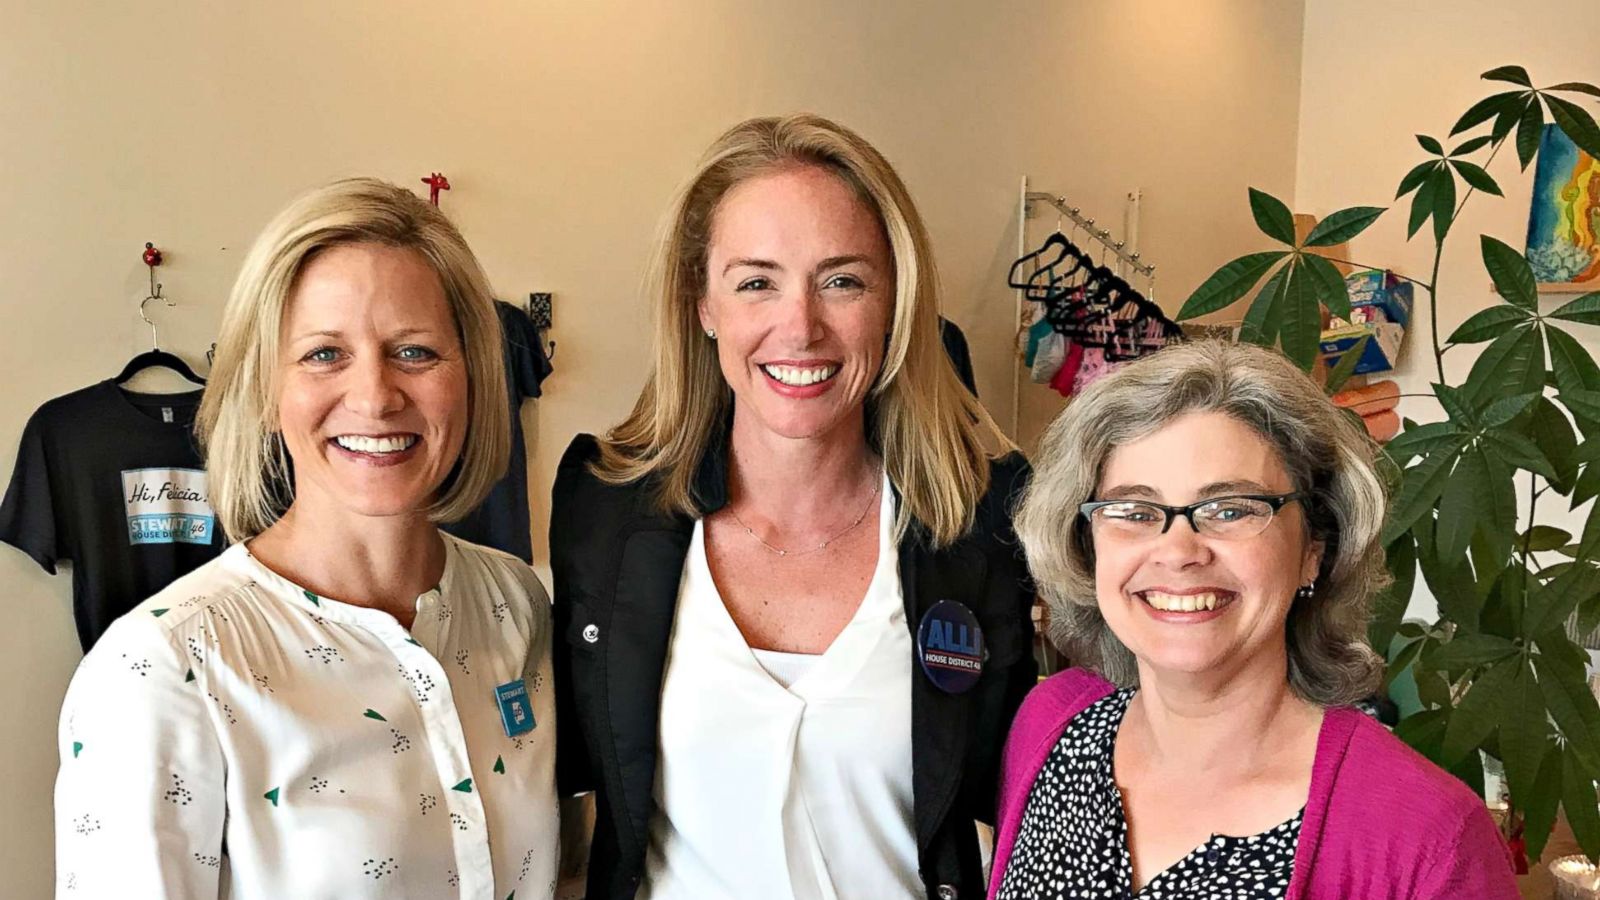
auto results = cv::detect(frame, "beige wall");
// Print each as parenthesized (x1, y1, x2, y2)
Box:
(0, 1, 1305, 893)
(1295, 0, 1600, 621)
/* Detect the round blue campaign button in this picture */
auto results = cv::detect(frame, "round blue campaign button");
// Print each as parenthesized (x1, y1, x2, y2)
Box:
(917, 600, 985, 694)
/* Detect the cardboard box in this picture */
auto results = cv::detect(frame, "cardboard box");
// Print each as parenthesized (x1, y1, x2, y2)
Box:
(1320, 321, 1405, 375)
(1344, 270, 1414, 327)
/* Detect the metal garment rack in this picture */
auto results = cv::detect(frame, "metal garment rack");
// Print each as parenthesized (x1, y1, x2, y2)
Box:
(1011, 176, 1159, 437)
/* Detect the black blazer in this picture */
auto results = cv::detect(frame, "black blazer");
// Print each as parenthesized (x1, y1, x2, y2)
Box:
(551, 434, 1037, 900)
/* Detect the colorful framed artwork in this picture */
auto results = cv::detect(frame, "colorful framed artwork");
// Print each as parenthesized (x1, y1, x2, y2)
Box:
(1526, 124, 1600, 293)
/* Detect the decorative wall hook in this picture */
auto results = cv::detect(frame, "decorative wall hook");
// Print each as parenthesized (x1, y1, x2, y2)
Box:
(421, 172, 451, 206)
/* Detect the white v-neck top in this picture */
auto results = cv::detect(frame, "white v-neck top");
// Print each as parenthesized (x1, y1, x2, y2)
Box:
(53, 533, 558, 899)
(640, 476, 921, 900)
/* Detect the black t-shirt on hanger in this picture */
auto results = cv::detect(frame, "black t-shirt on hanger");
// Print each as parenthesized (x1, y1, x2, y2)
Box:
(441, 300, 553, 563)
(0, 381, 224, 650)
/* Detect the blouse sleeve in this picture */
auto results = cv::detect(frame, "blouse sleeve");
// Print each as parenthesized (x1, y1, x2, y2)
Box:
(54, 616, 226, 897)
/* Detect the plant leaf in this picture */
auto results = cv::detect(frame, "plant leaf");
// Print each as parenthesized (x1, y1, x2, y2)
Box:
(1439, 657, 1517, 765)
(1546, 94, 1600, 161)
(1479, 564, 1525, 639)
(1561, 389, 1600, 425)
(1384, 636, 1427, 691)
(1301, 253, 1352, 319)
(1548, 328, 1600, 432)
(1529, 397, 1580, 493)
(1248, 188, 1297, 246)
(1436, 450, 1485, 561)
(1304, 206, 1386, 248)
(1482, 391, 1540, 427)
(1278, 262, 1322, 370)
(1450, 135, 1495, 157)
(1581, 591, 1600, 637)
(1447, 306, 1533, 344)
(1482, 427, 1561, 480)
(1177, 252, 1288, 320)
(1528, 563, 1600, 638)
(1463, 326, 1544, 407)
(1482, 65, 1533, 86)
(1523, 741, 1566, 863)
(1434, 632, 1521, 671)
(1395, 707, 1448, 755)
(1451, 90, 1526, 136)
(1536, 653, 1600, 777)
(1416, 133, 1444, 155)
(1237, 264, 1289, 347)
(1481, 235, 1539, 310)
(1548, 81, 1600, 99)
(1492, 102, 1522, 144)
(1516, 99, 1545, 170)
(1575, 465, 1600, 509)
(1448, 159, 1503, 197)
(1523, 525, 1573, 551)
(1385, 421, 1463, 464)
(1369, 535, 1415, 653)
(1382, 437, 1469, 544)
(1323, 335, 1368, 395)
(1479, 453, 1519, 570)
(1434, 383, 1480, 429)
(1562, 746, 1600, 861)
(1431, 166, 1457, 243)
(1549, 291, 1600, 325)
(1395, 160, 1436, 199)
(1501, 662, 1549, 812)
(1407, 167, 1439, 239)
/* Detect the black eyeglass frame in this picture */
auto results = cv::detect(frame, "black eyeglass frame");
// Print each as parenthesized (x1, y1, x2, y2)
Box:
(1077, 492, 1304, 537)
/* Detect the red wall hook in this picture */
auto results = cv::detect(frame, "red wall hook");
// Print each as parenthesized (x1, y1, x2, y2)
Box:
(421, 173, 451, 206)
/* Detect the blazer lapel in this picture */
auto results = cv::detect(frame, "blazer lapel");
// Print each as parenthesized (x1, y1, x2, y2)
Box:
(605, 521, 693, 860)
(903, 530, 990, 851)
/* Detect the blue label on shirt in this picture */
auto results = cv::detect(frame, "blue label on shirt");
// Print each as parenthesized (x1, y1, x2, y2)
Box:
(917, 600, 985, 694)
(495, 680, 535, 737)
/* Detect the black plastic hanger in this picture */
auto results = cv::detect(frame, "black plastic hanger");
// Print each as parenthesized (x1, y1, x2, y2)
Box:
(117, 293, 206, 387)
(115, 349, 206, 387)
(1009, 232, 1089, 300)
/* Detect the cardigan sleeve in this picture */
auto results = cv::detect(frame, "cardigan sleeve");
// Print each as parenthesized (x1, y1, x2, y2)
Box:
(1411, 800, 1519, 899)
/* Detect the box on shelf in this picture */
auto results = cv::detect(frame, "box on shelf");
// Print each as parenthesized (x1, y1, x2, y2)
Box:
(1319, 321, 1405, 375)
(1343, 269, 1414, 328)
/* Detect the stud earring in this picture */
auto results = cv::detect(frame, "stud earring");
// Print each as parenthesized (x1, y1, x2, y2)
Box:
(1296, 584, 1315, 601)
(705, 328, 716, 340)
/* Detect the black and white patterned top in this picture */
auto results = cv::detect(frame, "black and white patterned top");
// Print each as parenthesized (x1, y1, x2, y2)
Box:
(997, 689, 1303, 899)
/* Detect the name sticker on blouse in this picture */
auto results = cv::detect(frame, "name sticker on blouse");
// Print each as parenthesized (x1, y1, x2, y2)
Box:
(917, 600, 985, 694)
(495, 680, 535, 738)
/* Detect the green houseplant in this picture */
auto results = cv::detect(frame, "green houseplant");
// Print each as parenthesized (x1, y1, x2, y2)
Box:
(1176, 66, 1600, 866)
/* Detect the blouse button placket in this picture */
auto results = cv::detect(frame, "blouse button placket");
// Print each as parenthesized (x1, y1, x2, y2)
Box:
(396, 591, 494, 900)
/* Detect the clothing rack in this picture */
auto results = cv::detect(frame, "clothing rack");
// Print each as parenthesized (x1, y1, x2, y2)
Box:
(1022, 189, 1156, 280)
(1010, 177, 1161, 437)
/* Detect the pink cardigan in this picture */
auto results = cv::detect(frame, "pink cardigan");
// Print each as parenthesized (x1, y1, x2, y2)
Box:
(988, 669, 1519, 900)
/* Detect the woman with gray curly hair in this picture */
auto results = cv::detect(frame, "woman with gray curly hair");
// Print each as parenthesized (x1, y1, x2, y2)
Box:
(986, 341, 1515, 900)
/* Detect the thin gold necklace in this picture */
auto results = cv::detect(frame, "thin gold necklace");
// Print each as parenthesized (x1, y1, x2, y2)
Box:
(727, 472, 882, 557)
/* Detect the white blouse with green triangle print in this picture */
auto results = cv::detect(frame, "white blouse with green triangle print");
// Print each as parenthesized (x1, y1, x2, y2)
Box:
(53, 532, 558, 899)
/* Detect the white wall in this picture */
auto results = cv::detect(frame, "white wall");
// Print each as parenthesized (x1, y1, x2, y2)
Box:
(1295, 0, 1600, 624)
(0, 2, 1306, 894)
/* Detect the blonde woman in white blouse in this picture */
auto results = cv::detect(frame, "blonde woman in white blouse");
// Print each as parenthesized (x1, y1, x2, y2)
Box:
(52, 178, 558, 899)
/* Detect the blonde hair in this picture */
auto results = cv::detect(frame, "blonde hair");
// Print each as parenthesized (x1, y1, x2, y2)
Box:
(197, 177, 509, 542)
(594, 114, 1011, 546)
(1015, 341, 1388, 707)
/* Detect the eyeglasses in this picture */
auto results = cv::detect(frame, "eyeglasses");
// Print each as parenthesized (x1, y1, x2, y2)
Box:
(1078, 493, 1303, 541)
